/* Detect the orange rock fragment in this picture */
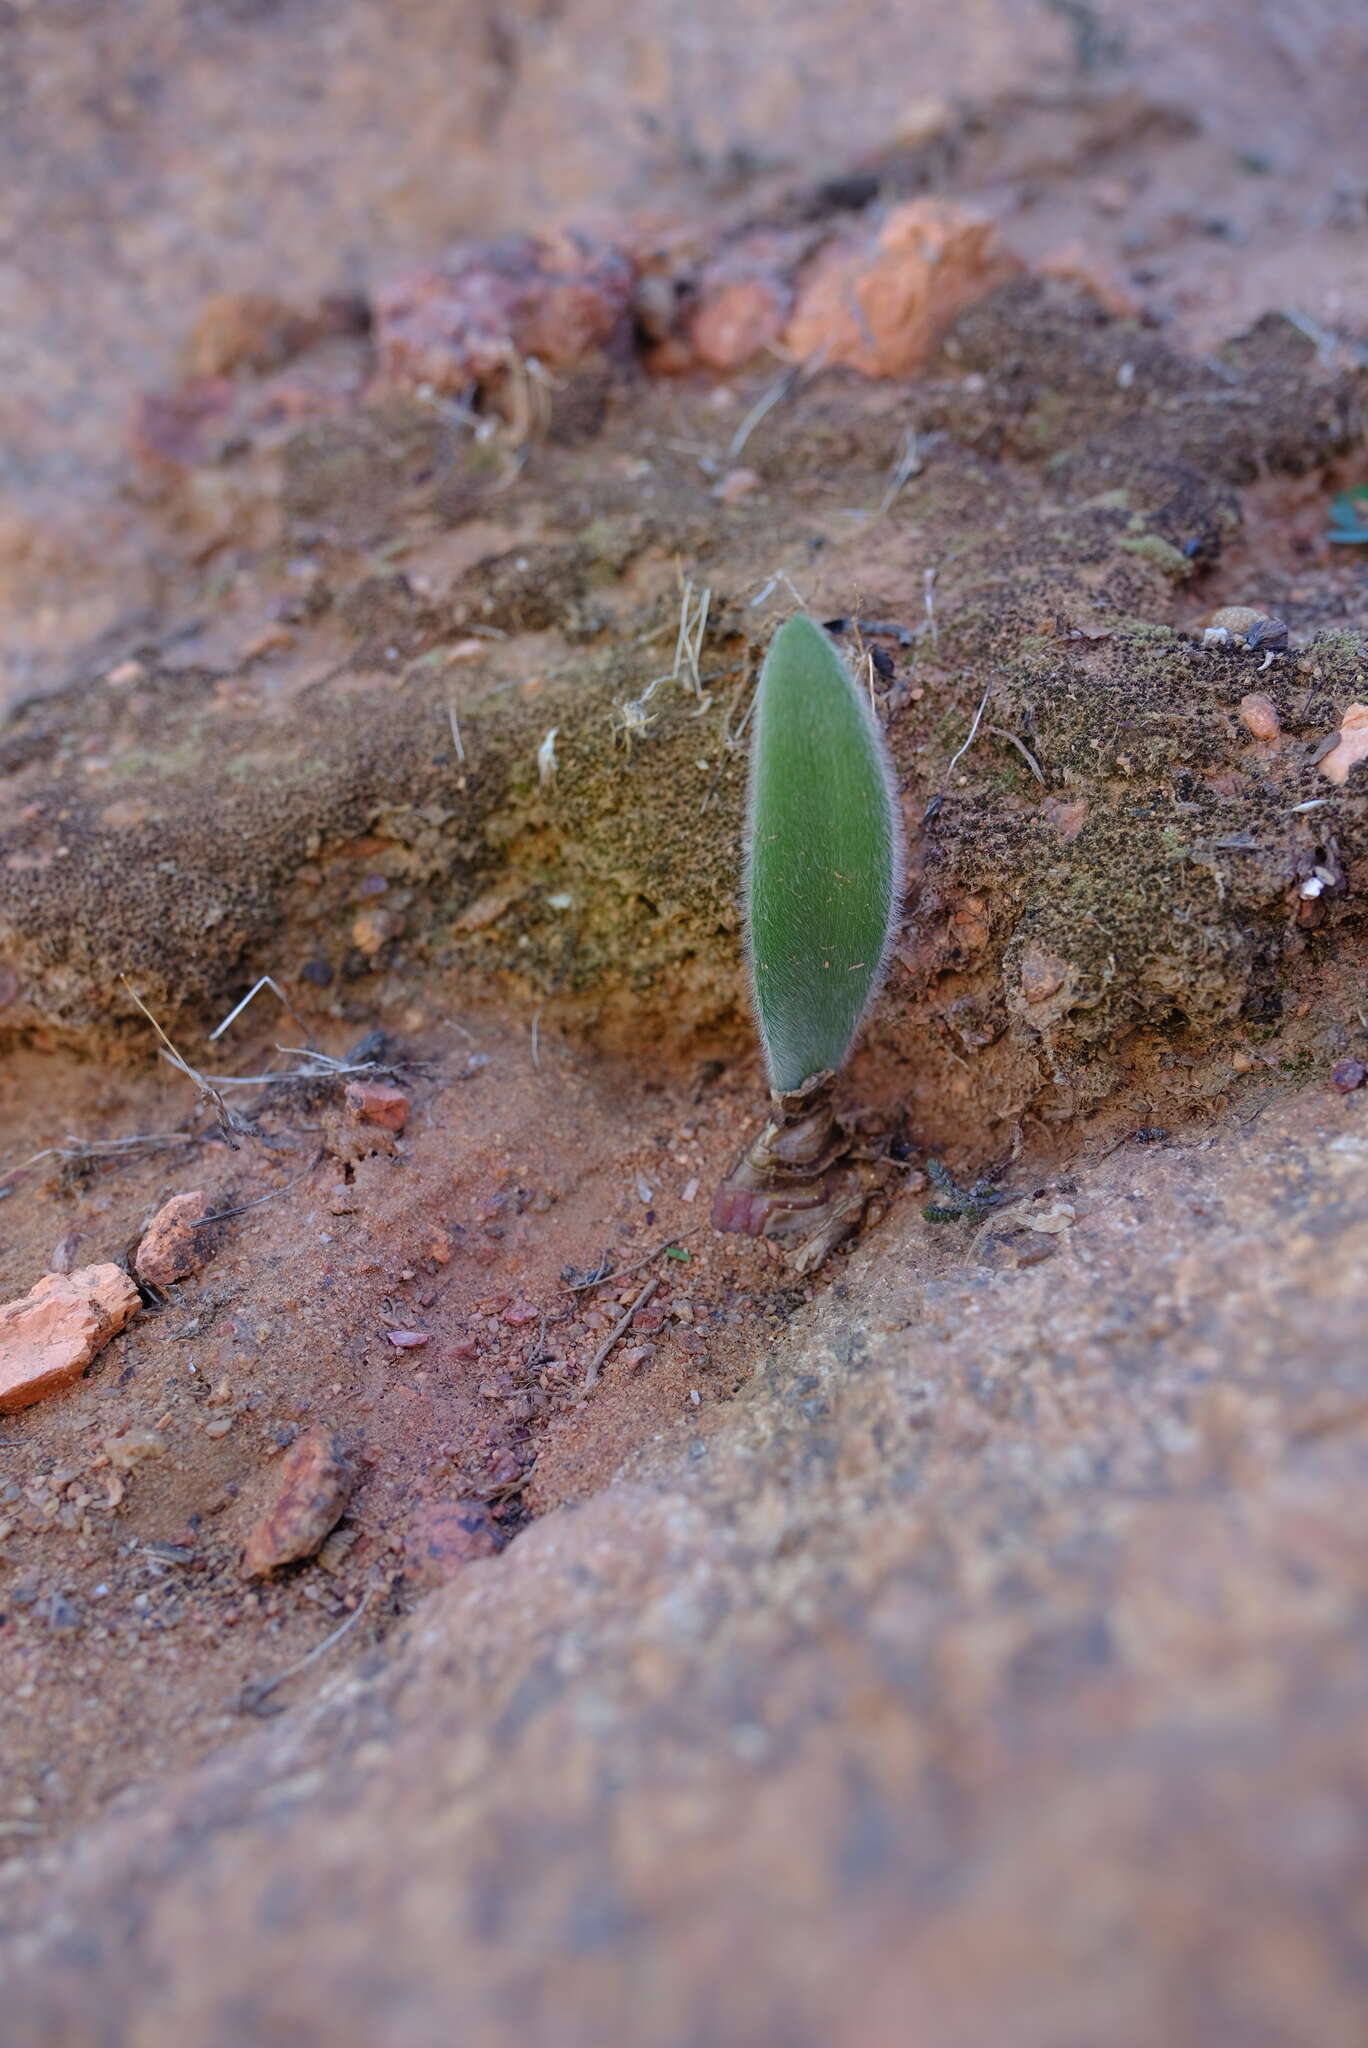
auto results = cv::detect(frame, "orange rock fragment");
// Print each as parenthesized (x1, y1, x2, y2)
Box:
(0, 1265, 140, 1414)
(242, 1428, 355, 1577)
(1318, 704, 1368, 786)
(1239, 692, 1280, 742)
(691, 278, 787, 373)
(134, 1190, 209, 1288)
(784, 200, 1022, 378)
(345, 1080, 411, 1134)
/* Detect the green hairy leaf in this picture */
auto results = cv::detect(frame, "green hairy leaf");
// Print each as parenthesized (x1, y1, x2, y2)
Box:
(745, 613, 904, 1093)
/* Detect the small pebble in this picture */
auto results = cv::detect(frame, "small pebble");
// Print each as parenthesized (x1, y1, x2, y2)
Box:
(346, 1080, 411, 1133)
(134, 1191, 209, 1289)
(1318, 704, 1368, 787)
(714, 466, 762, 505)
(242, 1428, 354, 1577)
(404, 1498, 501, 1590)
(1330, 1059, 1366, 1094)
(1238, 691, 1280, 741)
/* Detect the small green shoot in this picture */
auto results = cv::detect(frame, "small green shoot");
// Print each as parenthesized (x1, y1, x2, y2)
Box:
(745, 614, 903, 1093)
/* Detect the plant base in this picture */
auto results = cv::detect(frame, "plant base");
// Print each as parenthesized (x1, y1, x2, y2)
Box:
(711, 1071, 890, 1274)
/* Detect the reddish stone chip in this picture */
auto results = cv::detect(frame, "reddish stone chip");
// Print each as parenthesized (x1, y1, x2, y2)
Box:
(345, 1080, 411, 1133)
(242, 1429, 355, 1577)
(404, 1498, 502, 1591)
(0, 1265, 141, 1414)
(134, 1190, 209, 1288)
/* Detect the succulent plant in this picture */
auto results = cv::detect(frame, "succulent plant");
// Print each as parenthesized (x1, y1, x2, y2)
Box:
(713, 613, 904, 1270)
(745, 613, 903, 1092)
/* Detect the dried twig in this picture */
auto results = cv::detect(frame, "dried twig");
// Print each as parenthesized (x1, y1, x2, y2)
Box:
(583, 1276, 660, 1389)
(946, 680, 994, 778)
(923, 566, 938, 647)
(0, 1130, 199, 1190)
(495, 341, 553, 450)
(673, 570, 694, 684)
(122, 978, 254, 1149)
(562, 1231, 697, 1293)
(236, 1582, 374, 1717)
(728, 365, 800, 460)
(274, 1045, 372, 1070)
(187, 1047, 384, 1090)
(446, 698, 466, 764)
(874, 428, 923, 517)
(646, 572, 714, 713)
(748, 568, 809, 612)
(1283, 306, 1368, 369)
(190, 1065, 376, 1091)
(0, 993, 350, 1190)
(209, 975, 309, 1045)
(685, 584, 712, 702)
(193, 1149, 325, 1226)
(986, 725, 1047, 785)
